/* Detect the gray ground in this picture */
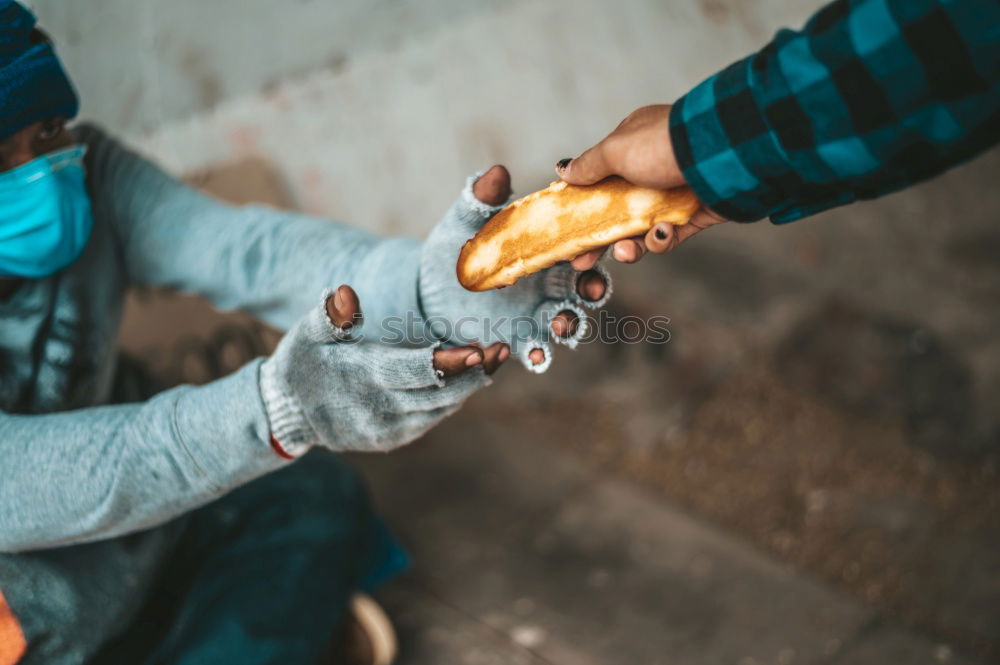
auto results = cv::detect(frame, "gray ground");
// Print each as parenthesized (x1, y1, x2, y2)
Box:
(352, 410, 987, 665)
(120, 146, 1000, 664)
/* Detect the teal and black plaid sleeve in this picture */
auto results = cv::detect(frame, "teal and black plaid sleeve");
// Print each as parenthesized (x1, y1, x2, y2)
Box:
(669, 0, 1000, 223)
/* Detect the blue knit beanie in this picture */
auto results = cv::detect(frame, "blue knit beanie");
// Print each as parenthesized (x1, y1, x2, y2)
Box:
(0, 0, 78, 141)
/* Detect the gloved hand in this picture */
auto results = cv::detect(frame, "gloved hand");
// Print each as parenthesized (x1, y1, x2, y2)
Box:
(259, 285, 503, 455)
(419, 166, 612, 373)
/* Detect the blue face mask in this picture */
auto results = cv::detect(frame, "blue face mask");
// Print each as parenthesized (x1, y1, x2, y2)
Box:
(0, 145, 93, 279)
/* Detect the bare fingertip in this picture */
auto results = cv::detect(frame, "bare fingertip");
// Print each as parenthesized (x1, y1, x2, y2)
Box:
(577, 271, 606, 302)
(498, 345, 510, 362)
(551, 311, 579, 338)
(473, 165, 512, 205)
(529, 348, 545, 365)
(326, 285, 361, 328)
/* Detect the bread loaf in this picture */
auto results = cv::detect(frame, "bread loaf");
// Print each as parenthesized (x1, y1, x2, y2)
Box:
(457, 177, 700, 291)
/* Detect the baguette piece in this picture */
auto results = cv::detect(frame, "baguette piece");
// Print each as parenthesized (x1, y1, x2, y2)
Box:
(457, 176, 701, 291)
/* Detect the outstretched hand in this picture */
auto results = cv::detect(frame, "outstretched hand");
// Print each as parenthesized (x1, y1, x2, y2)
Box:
(419, 166, 612, 372)
(471, 166, 608, 348)
(324, 284, 508, 376)
(259, 284, 504, 455)
(555, 104, 728, 270)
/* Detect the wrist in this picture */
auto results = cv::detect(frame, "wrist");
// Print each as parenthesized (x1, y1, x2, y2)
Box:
(418, 176, 505, 320)
(661, 105, 686, 187)
(350, 237, 422, 343)
(258, 358, 314, 458)
(668, 61, 783, 223)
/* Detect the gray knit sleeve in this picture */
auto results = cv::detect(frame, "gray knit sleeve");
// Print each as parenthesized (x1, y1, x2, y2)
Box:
(0, 361, 285, 552)
(75, 124, 422, 333)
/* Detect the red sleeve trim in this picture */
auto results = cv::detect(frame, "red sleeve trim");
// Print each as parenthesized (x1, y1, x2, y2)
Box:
(269, 434, 296, 461)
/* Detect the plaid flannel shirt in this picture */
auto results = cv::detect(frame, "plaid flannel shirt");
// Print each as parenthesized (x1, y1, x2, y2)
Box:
(669, 0, 1000, 223)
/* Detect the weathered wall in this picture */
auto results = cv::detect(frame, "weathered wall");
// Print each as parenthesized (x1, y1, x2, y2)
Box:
(28, 0, 814, 233)
(29, 0, 521, 136)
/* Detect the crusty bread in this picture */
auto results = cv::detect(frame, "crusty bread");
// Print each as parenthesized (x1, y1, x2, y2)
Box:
(457, 177, 701, 291)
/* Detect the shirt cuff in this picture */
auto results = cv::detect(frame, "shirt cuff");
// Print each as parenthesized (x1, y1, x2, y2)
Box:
(172, 360, 292, 489)
(258, 357, 315, 458)
(670, 50, 868, 225)
(670, 55, 792, 223)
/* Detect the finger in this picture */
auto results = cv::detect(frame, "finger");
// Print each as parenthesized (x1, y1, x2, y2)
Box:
(450, 168, 510, 233)
(535, 300, 587, 348)
(574, 264, 612, 309)
(644, 222, 679, 255)
(551, 311, 579, 339)
(303, 286, 363, 342)
(480, 342, 509, 376)
(542, 262, 584, 300)
(644, 209, 723, 254)
(612, 237, 647, 263)
(399, 368, 492, 413)
(542, 261, 612, 310)
(351, 344, 446, 391)
(472, 165, 512, 206)
(556, 142, 612, 186)
(519, 341, 553, 374)
(514, 336, 554, 373)
(325, 284, 362, 329)
(576, 269, 607, 303)
(391, 404, 474, 446)
(570, 247, 606, 271)
(432, 346, 484, 378)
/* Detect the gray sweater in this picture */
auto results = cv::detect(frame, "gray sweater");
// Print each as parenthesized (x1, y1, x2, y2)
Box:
(0, 124, 422, 552)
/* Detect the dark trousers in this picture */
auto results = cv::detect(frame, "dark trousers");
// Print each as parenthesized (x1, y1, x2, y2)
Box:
(3, 452, 405, 665)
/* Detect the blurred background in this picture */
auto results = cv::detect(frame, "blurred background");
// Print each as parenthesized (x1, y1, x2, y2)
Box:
(28, 0, 999, 663)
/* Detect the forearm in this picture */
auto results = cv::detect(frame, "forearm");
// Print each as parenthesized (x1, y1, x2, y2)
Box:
(78, 123, 422, 332)
(0, 361, 284, 552)
(670, 0, 1000, 223)
(201, 204, 422, 334)
(140, 197, 422, 333)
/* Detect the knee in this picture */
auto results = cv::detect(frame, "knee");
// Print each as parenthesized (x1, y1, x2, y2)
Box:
(291, 451, 370, 515)
(258, 452, 373, 545)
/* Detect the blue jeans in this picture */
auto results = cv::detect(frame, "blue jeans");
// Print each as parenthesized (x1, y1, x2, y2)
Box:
(3, 452, 406, 665)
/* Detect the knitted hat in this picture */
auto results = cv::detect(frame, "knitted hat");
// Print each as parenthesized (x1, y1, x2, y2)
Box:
(0, 0, 78, 141)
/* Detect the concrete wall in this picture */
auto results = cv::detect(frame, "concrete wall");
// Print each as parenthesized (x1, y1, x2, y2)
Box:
(29, 0, 521, 136)
(27, 0, 815, 234)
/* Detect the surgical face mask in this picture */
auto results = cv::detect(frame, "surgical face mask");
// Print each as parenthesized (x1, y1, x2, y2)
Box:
(0, 145, 93, 279)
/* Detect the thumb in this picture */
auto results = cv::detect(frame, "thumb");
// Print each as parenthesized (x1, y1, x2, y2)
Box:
(325, 284, 362, 330)
(301, 285, 363, 343)
(446, 166, 511, 234)
(556, 143, 611, 186)
(473, 165, 511, 206)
